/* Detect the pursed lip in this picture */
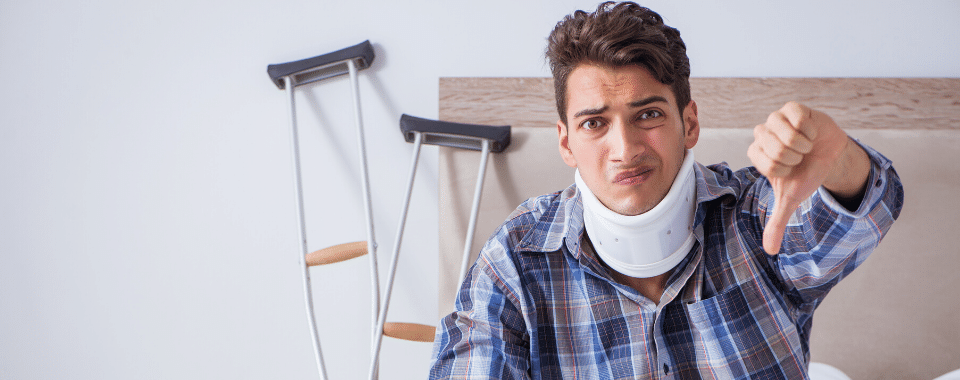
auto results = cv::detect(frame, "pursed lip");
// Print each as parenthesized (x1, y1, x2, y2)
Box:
(613, 167, 653, 185)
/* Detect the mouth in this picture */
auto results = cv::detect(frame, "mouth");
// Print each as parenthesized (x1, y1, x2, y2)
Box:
(613, 167, 653, 185)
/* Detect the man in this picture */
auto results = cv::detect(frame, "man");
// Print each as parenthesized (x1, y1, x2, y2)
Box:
(431, 2, 903, 379)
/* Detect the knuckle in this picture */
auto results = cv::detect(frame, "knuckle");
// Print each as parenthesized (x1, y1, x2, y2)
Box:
(786, 130, 805, 146)
(766, 112, 781, 125)
(769, 144, 797, 165)
(748, 142, 762, 158)
(771, 145, 787, 161)
(781, 101, 810, 125)
(785, 101, 804, 112)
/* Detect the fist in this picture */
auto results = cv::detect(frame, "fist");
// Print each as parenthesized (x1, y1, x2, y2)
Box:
(748, 102, 849, 255)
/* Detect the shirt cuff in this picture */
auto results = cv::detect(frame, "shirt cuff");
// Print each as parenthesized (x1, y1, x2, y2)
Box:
(816, 138, 893, 219)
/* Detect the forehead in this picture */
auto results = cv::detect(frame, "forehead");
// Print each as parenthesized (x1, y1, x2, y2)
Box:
(565, 64, 675, 115)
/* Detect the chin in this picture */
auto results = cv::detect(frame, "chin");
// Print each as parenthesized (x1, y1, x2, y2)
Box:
(598, 188, 661, 215)
(618, 189, 670, 215)
(616, 200, 655, 216)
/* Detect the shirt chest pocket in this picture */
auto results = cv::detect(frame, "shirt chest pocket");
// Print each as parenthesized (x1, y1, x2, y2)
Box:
(660, 279, 806, 379)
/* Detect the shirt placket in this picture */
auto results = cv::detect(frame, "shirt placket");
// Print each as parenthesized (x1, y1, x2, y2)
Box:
(572, 221, 705, 380)
(575, 242, 659, 378)
(652, 228, 705, 380)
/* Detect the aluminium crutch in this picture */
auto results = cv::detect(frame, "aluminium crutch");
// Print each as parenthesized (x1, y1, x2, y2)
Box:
(367, 114, 511, 379)
(267, 40, 380, 380)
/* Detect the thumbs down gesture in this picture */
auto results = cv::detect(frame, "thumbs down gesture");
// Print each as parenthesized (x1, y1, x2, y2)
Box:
(748, 102, 871, 255)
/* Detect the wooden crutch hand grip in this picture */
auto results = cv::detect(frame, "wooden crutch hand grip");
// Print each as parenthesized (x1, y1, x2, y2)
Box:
(305, 241, 368, 266)
(382, 322, 436, 343)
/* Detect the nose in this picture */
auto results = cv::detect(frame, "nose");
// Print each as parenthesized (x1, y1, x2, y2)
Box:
(609, 119, 643, 163)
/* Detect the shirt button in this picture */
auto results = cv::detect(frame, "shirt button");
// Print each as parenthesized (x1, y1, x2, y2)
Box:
(663, 363, 670, 374)
(875, 178, 882, 187)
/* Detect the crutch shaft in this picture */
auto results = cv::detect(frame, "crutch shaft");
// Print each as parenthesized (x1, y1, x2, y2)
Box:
(369, 132, 424, 380)
(286, 76, 328, 380)
(348, 60, 382, 352)
(458, 139, 492, 286)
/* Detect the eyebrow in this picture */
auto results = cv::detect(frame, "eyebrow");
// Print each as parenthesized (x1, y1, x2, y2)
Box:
(629, 95, 669, 109)
(571, 95, 670, 119)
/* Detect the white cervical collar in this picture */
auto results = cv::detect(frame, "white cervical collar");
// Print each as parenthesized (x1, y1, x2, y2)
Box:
(576, 150, 697, 278)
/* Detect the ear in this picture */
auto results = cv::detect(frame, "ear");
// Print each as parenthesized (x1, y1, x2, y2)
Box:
(557, 120, 578, 168)
(683, 100, 700, 150)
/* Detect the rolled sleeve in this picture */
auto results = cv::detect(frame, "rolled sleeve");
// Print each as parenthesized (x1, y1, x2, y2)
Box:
(816, 138, 899, 219)
(430, 237, 530, 379)
(772, 139, 904, 306)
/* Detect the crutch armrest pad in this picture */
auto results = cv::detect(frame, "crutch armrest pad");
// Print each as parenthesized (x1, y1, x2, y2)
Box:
(400, 114, 511, 153)
(267, 40, 375, 89)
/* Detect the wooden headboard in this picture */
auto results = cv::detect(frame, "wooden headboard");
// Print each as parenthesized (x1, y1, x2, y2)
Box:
(437, 77, 960, 379)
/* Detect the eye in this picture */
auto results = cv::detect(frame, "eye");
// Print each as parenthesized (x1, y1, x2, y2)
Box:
(580, 119, 603, 130)
(638, 109, 663, 120)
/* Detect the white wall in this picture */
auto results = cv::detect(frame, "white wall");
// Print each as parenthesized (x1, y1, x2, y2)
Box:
(1, 1, 956, 379)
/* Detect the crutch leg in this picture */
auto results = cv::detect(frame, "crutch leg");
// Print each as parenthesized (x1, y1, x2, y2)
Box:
(284, 76, 328, 380)
(368, 131, 423, 380)
(457, 139, 491, 286)
(347, 59, 382, 350)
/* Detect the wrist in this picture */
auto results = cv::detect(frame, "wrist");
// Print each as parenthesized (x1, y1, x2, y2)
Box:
(823, 137, 870, 200)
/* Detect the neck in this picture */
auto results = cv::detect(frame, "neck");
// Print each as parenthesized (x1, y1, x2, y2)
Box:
(612, 270, 670, 305)
(576, 150, 697, 279)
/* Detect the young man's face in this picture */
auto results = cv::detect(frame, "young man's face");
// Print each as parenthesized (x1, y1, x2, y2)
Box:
(558, 64, 699, 216)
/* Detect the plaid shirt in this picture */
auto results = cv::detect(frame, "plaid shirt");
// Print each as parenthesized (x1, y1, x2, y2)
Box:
(431, 142, 903, 380)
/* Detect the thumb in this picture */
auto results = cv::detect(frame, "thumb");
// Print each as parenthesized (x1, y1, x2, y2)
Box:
(763, 192, 796, 255)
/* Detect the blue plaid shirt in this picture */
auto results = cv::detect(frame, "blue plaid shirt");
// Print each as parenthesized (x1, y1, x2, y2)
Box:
(431, 142, 903, 380)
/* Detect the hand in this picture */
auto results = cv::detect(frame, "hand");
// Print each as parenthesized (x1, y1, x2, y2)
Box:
(748, 102, 849, 255)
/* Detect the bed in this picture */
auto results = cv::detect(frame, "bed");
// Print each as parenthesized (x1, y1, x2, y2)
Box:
(436, 77, 960, 379)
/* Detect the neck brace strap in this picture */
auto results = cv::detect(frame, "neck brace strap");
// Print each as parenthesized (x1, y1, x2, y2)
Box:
(576, 150, 697, 278)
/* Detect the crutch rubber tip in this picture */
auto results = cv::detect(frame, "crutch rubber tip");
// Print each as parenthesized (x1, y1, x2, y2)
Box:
(383, 322, 436, 343)
(306, 241, 368, 266)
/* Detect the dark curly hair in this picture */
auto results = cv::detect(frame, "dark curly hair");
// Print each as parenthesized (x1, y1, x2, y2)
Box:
(546, 1, 691, 124)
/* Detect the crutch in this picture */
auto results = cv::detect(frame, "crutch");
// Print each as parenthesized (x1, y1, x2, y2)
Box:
(267, 40, 380, 380)
(367, 114, 511, 379)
